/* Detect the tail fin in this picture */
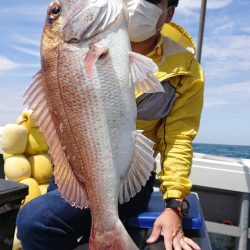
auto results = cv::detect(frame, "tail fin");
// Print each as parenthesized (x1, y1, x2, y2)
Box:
(89, 219, 138, 250)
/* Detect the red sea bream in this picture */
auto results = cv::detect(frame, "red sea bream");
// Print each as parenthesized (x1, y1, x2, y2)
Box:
(24, 0, 164, 249)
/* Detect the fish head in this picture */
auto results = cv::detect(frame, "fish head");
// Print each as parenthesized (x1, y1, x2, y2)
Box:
(42, 0, 127, 49)
(41, 0, 130, 80)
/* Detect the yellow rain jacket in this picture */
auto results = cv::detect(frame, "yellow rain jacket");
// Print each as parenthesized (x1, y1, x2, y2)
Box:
(136, 23, 204, 200)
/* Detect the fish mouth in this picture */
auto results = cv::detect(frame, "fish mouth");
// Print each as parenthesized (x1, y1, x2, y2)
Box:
(62, 0, 123, 43)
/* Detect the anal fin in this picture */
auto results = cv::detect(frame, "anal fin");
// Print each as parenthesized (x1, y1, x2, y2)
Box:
(119, 131, 155, 204)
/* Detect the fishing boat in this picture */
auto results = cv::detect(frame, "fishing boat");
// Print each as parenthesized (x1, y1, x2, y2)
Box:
(1, 123, 250, 250)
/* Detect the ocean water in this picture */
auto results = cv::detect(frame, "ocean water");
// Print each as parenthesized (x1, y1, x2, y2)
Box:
(193, 143, 250, 159)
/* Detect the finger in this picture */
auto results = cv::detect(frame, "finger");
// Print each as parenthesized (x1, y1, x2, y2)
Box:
(146, 224, 161, 244)
(162, 232, 173, 250)
(172, 230, 186, 250)
(183, 236, 201, 250)
(173, 236, 182, 250)
(180, 237, 192, 250)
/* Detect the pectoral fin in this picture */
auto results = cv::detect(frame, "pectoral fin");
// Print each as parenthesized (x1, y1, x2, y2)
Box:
(129, 51, 164, 93)
(84, 43, 109, 78)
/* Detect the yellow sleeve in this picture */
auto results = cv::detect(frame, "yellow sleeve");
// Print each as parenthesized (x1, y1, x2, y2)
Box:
(157, 60, 204, 200)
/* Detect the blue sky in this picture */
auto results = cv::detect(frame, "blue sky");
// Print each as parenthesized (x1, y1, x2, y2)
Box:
(0, 0, 250, 146)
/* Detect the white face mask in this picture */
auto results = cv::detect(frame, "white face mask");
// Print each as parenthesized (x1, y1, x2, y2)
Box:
(125, 0, 163, 42)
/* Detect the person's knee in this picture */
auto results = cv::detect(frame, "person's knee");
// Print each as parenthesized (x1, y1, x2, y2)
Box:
(16, 205, 31, 240)
(16, 199, 44, 240)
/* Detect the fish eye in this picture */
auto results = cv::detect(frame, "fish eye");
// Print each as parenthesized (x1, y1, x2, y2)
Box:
(48, 1, 61, 22)
(51, 6, 60, 15)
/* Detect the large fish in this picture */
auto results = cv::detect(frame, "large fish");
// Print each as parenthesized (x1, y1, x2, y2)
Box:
(24, 0, 163, 249)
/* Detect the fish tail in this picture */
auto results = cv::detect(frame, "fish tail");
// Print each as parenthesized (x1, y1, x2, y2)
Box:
(89, 219, 138, 250)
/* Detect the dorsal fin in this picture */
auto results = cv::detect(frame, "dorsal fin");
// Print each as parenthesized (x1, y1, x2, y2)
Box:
(24, 70, 89, 209)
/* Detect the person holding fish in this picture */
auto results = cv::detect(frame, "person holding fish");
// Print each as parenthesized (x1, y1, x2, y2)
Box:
(16, 0, 204, 250)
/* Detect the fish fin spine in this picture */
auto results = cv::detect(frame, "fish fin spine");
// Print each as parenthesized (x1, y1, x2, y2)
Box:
(24, 70, 89, 209)
(119, 130, 155, 204)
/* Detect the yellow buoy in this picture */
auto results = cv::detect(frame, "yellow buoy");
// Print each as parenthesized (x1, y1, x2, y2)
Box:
(2, 151, 13, 160)
(25, 127, 49, 155)
(16, 109, 36, 129)
(28, 154, 53, 184)
(2, 124, 28, 154)
(19, 178, 41, 205)
(4, 155, 31, 182)
(39, 183, 49, 195)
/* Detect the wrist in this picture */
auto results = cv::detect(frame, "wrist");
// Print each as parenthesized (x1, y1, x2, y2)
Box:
(165, 198, 189, 218)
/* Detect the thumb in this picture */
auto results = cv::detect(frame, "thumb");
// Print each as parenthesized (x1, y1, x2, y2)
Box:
(147, 224, 161, 244)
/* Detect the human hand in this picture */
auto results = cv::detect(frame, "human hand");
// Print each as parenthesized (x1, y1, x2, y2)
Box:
(146, 208, 200, 250)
